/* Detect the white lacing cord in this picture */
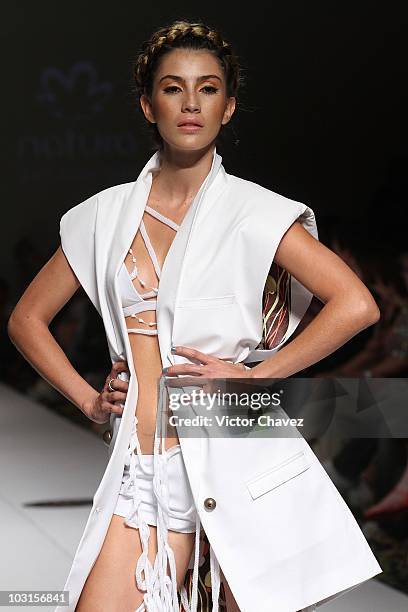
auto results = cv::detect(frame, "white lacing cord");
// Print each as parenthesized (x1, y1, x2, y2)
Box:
(150, 376, 180, 610)
(125, 377, 223, 612)
(121, 417, 159, 610)
(157, 377, 206, 612)
(121, 402, 178, 610)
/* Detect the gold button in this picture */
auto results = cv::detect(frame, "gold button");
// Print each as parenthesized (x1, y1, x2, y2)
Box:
(204, 497, 216, 511)
(102, 429, 112, 446)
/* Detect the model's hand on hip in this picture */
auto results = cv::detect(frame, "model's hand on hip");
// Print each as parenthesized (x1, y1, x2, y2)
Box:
(163, 346, 252, 396)
(85, 360, 130, 424)
(163, 346, 251, 378)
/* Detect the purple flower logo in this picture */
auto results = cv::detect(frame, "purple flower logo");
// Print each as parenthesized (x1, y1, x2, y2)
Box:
(37, 61, 112, 120)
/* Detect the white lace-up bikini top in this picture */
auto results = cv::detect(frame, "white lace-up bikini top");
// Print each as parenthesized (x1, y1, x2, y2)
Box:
(118, 203, 180, 335)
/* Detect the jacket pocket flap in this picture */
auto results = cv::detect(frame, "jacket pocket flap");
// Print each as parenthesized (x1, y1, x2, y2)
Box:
(245, 450, 311, 500)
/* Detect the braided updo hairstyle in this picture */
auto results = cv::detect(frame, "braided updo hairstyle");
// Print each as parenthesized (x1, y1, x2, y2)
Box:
(131, 19, 245, 151)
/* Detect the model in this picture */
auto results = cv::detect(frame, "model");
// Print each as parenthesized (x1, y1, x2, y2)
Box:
(8, 19, 383, 612)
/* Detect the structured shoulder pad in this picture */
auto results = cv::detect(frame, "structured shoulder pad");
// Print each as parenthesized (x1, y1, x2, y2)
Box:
(59, 193, 101, 315)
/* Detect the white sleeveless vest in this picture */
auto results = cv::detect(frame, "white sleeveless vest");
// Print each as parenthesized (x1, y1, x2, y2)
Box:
(56, 147, 381, 612)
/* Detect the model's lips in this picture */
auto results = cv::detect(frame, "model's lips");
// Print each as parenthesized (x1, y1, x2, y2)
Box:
(177, 119, 204, 127)
(178, 122, 203, 127)
(177, 124, 203, 132)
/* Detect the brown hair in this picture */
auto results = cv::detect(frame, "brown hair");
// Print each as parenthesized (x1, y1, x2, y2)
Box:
(131, 19, 245, 151)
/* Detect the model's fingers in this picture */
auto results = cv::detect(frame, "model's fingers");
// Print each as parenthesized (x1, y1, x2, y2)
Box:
(106, 378, 128, 392)
(102, 398, 124, 414)
(109, 361, 129, 378)
(172, 346, 214, 365)
(111, 360, 129, 373)
(106, 361, 129, 384)
(165, 378, 218, 401)
(164, 363, 207, 377)
(108, 404, 124, 415)
(164, 375, 211, 389)
(106, 390, 127, 403)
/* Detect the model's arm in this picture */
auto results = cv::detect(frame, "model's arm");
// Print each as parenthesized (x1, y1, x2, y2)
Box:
(250, 221, 381, 379)
(7, 246, 127, 422)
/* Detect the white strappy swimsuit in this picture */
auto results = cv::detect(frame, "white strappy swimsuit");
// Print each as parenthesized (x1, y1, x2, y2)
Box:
(118, 203, 180, 335)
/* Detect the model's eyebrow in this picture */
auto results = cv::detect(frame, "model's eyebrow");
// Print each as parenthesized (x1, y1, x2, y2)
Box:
(159, 74, 222, 84)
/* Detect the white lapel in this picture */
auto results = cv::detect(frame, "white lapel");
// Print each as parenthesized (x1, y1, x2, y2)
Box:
(103, 146, 226, 367)
(103, 152, 161, 359)
(155, 149, 225, 369)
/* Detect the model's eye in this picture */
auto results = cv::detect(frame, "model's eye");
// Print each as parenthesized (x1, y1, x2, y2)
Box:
(163, 85, 219, 94)
(163, 86, 181, 94)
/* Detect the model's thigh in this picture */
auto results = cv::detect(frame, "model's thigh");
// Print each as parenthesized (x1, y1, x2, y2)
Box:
(75, 514, 195, 612)
(168, 528, 196, 586)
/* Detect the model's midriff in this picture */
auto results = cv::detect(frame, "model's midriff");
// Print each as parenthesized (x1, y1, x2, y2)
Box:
(125, 315, 180, 455)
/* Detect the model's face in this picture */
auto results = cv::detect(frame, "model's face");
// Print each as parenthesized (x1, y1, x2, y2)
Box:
(140, 48, 236, 152)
